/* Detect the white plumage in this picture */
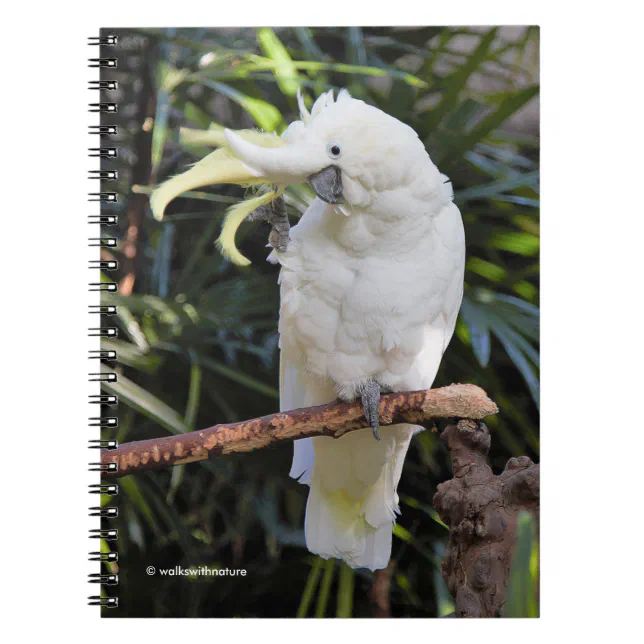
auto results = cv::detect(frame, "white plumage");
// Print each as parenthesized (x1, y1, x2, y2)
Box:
(151, 88, 465, 571)
(269, 92, 465, 570)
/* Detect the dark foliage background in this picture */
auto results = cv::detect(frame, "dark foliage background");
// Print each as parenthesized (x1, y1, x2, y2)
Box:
(97, 26, 539, 617)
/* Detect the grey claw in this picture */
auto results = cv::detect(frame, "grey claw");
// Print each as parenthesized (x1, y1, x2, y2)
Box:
(361, 380, 381, 441)
(248, 193, 290, 252)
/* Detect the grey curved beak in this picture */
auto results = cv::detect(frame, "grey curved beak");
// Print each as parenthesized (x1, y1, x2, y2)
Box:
(307, 165, 343, 204)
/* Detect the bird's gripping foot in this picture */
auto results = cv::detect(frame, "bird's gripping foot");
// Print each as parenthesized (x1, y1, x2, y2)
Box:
(248, 191, 290, 252)
(360, 380, 381, 441)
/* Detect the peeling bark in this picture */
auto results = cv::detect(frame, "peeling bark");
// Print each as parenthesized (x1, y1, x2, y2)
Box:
(433, 420, 540, 618)
(102, 383, 497, 478)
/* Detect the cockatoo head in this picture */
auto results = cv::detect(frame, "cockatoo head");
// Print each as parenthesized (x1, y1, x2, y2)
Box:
(150, 88, 443, 265)
(224, 88, 430, 209)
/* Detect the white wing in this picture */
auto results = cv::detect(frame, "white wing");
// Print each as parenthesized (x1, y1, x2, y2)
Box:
(281, 353, 334, 485)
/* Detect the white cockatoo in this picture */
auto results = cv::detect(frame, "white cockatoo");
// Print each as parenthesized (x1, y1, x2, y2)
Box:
(151, 89, 465, 571)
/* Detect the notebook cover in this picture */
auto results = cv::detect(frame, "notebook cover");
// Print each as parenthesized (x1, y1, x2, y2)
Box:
(89, 26, 540, 618)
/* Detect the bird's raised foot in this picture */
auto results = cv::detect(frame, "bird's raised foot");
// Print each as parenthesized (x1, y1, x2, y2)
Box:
(248, 192, 290, 252)
(360, 380, 381, 441)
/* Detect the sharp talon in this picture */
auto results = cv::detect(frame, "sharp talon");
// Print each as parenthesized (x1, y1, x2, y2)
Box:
(249, 194, 290, 251)
(361, 380, 381, 442)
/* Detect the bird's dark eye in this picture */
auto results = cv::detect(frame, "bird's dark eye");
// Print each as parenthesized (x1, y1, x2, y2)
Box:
(328, 143, 341, 158)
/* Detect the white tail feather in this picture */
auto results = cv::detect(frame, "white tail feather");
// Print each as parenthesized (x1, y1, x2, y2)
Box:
(280, 355, 418, 570)
(302, 424, 417, 571)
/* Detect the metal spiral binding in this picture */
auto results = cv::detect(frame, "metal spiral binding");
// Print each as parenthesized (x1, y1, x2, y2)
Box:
(88, 371, 117, 383)
(88, 214, 118, 225)
(88, 348, 117, 358)
(89, 416, 118, 429)
(90, 529, 118, 541)
(89, 259, 118, 270)
(88, 237, 117, 248)
(89, 125, 117, 135)
(88, 192, 117, 202)
(88, 148, 118, 158)
(88, 80, 119, 90)
(89, 439, 119, 449)
(88, 330, 117, 340)
(88, 58, 117, 69)
(89, 462, 119, 473)
(89, 573, 119, 585)
(89, 507, 119, 518)
(89, 170, 118, 181)
(89, 32, 119, 609)
(89, 304, 116, 314)
(88, 35, 118, 46)
(88, 394, 118, 405)
(89, 551, 119, 562)
(89, 483, 119, 495)
(88, 596, 118, 608)
(88, 281, 117, 291)
(89, 103, 118, 113)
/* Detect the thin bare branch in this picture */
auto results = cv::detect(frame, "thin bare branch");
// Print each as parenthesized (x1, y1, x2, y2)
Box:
(102, 383, 498, 479)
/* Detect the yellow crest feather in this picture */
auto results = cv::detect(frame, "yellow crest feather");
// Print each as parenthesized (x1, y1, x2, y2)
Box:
(151, 129, 287, 222)
(150, 127, 288, 267)
(179, 127, 286, 150)
(216, 187, 285, 267)
(179, 126, 226, 147)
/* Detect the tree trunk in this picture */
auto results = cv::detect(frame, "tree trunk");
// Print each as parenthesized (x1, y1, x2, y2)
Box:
(433, 420, 539, 617)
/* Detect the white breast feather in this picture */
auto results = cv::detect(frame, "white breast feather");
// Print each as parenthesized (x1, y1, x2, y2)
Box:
(278, 190, 465, 570)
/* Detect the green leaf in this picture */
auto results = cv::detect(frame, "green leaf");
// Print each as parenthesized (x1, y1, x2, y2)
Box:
(173, 217, 223, 296)
(152, 63, 187, 172)
(247, 56, 428, 88)
(400, 494, 448, 529)
(315, 559, 335, 618)
(336, 563, 354, 618)
(183, 353, 202, 429)
(297, 557, 323, 618)
(101, 339, 161, 374)
(432, 542, 455, 616)
(447, 86, 539, 164)
(493, 324, 540, 407)
(428, 28, 498, 129)
(294, 28, 327, 62)
(198, 354, 279, 400)
(504, 512, 539, 617)
(489, 231, 539, 256)
(393, 523, 412, 543)
(455, 170, 539, 202)
(202, 80, 284, 132)
(132, 183, 238, 205)
(460, 297, 491, 367)
(119, 476, 160, 534)
(461, 292, 540, 406)
(496, 293, 539, 318)
(257, 28, 302, 96)
(466, 257, 507, 282)
(183, 101, 213, 129)
(394, 524, 441, 567)
(100, 365, 191, 435)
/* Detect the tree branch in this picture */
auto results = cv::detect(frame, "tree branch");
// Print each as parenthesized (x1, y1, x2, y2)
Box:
(101, 383, 498, 479)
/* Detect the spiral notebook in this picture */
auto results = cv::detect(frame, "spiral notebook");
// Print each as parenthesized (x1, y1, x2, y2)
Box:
(88, 26, 540, 618)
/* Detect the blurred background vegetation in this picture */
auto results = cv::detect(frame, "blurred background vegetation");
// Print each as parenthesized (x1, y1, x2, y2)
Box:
(98, 26, 539, 617)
